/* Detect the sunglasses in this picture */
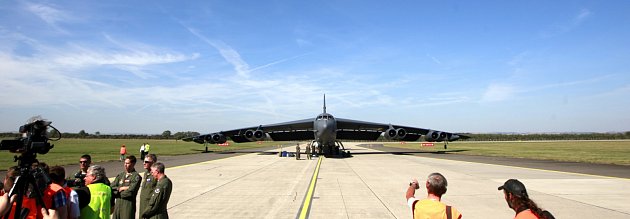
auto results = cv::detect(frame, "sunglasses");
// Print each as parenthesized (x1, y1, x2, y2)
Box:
(143, 160, 152, 163)
(79, 161, 89, 164)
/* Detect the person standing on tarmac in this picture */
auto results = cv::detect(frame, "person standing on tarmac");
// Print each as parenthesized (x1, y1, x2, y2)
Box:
(80, 165, 114, 219)
(141, 162, 172, 219)
(144, 143, 151, 157)
(406, 172, 462, 219)
(139, 154, 157, 219)
(111, 155, 142, 219)
(306, 143, 312, 160)
(295, 143, 301, 160)
(139, 144, 146, 160)
(120, 145, 127, 161)
(499, 179, 555, 219)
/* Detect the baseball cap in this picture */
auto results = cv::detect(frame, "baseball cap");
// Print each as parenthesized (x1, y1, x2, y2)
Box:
(498, 179, 528, 198)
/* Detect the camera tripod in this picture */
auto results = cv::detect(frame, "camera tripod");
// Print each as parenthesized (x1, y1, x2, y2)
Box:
(4, 153, 48, 219)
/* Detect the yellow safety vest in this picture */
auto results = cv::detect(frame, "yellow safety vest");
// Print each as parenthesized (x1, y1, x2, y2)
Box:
(80, 183, 112, 219)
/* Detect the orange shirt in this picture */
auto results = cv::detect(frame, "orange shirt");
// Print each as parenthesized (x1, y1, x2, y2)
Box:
(515, 209, 539, 219)
(8, 196, 37, 219)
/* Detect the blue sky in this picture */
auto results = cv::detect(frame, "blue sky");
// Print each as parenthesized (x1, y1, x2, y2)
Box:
(1, 1, 629, 134)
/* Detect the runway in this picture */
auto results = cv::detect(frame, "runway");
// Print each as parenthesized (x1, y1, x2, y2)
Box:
(153, 143, 630, 219)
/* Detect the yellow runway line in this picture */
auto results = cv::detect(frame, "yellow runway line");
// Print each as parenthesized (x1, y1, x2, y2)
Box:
(297, 156, 324, 219)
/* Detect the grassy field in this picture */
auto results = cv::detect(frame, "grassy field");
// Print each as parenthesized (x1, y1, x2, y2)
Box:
(383, 140, 630, 165)
(0, 138, 288, 170)
(3, 139, 629, 170)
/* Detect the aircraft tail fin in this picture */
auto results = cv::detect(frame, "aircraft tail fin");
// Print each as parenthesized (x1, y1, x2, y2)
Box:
(323, 94, 327, 114)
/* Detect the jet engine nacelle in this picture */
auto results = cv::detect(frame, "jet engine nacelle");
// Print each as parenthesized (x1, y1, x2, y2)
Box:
(244, 129, 266, 141)
(424, 130, 448, 142)
(253, 130, 265, 141)
(385, 128, 397, 140)
(384, 128, 407, 140)
(211, 133, 227, 144)
(396, 128, 407, 139)
(245, 129, 255, 139)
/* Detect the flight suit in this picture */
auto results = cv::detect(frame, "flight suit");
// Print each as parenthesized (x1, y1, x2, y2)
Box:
(141, 176, 172, 219)
(295, 144, 301, 160)
(139, 171, 157, 219)
(111, 170, 142, 219)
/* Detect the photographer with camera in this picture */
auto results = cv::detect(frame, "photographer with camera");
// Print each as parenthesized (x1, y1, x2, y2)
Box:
(67, 155, 91, 188)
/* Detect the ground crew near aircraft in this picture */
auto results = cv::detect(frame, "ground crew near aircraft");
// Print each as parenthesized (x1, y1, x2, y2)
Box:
(295, 143, 301, 160)
(278, 144, 283, 157)
(306, 143, 312, 160)
(141, 162, 172, 219)
(112, 155, 142, 219)
(406, 172, 462, 219)
(139, 154, 157, 219)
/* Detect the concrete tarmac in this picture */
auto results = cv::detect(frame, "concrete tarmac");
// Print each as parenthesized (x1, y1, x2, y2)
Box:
(153, 143, 629, 219)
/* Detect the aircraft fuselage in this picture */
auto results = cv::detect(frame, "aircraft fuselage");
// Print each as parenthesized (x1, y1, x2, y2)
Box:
(313, 113, 337, 145)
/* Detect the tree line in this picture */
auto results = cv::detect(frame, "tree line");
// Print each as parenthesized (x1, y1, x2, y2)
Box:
(1, 130, 628, 141)
(0, 130, 200, 140)
(459, 132, 630, 141)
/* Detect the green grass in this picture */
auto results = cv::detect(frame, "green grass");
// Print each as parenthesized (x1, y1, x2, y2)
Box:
(383, 140, 630, 165)
(4, 139, 628, 170)
(0, 138, 288, 170)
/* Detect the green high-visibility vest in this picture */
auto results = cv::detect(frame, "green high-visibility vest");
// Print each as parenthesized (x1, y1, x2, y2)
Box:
(80, 183, 112, 219)
(145, 144, 150, 152)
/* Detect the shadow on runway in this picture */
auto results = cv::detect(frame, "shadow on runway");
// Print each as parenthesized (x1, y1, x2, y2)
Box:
(349, 149, 469, 155)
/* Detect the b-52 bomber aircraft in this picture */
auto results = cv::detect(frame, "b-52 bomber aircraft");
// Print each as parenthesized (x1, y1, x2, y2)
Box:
(184, 95, 469, 156)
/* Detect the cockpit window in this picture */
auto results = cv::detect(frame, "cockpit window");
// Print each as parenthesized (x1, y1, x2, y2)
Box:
(317, 115, 333, 120)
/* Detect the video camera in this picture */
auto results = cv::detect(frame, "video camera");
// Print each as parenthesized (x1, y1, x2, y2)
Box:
(0, 117, 55, 154)
(0, 116, 60, 219)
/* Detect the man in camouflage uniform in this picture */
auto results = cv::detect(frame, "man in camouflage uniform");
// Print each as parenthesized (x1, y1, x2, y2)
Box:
(295, 143, 301, 160)
(111, 155, 142, 219)
(139, 154, 157, 219)
(141, 162, 172, 219)
(68, 154, 91, 187)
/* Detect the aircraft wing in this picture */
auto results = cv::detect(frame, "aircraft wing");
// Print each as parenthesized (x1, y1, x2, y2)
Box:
(335, 118, 468, 142)
(183, 118, 315, 144)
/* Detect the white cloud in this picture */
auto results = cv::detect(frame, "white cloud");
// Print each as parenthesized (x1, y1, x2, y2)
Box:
(296, 38, 312, 47)
(24, 2, 75, 33)
(426, 54, 442, 65)
(185, 27, 251, 78)
(574, 9, 592, 24)
(481, 83, 516, 102)
(539, 8, 592, 38)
